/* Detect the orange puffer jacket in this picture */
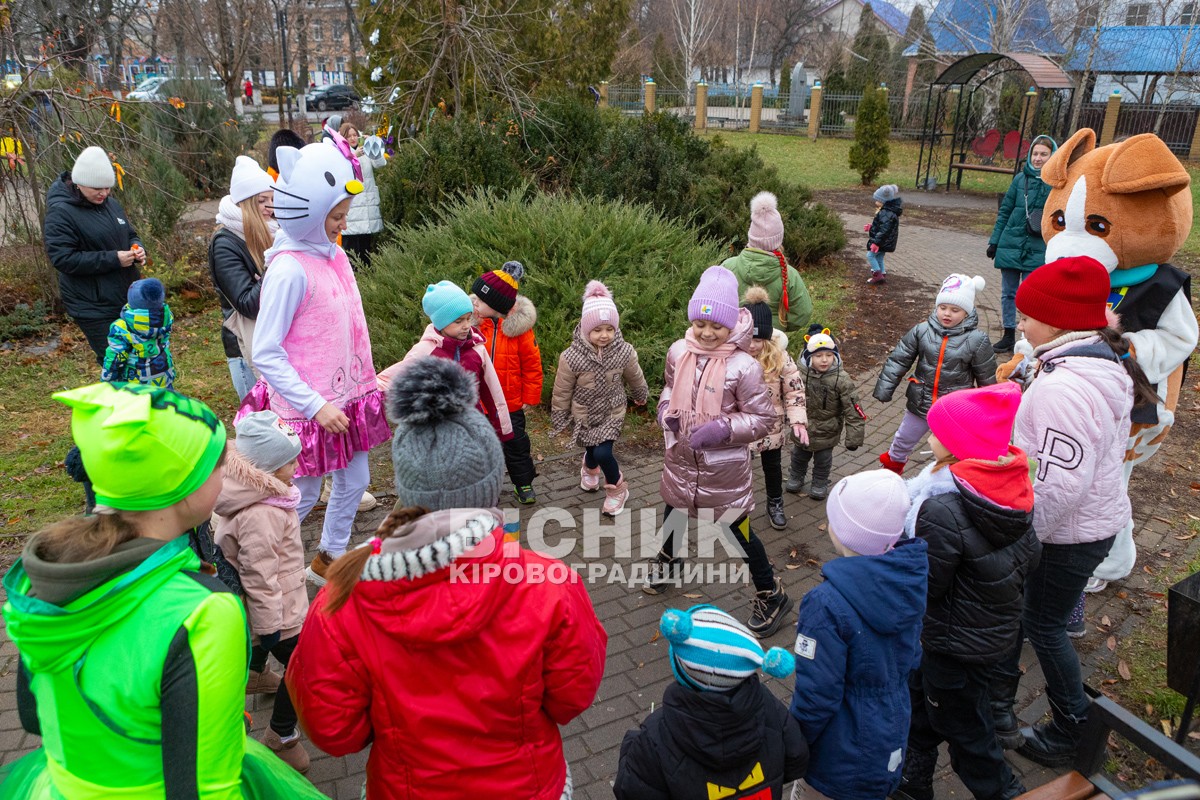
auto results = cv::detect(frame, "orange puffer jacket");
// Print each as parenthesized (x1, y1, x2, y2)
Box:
(475, 294, 544, 411)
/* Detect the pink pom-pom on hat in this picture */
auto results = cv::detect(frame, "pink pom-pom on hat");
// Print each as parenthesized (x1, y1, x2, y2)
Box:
(581, 280, 620, 335)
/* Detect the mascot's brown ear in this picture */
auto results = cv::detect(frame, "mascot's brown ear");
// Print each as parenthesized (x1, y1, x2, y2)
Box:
(1040, 128, 1094, 189)
(1102, 133, 1191, 196)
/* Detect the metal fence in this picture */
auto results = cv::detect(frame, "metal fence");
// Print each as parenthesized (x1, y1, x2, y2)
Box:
(1115, 103, 1199, 155)
(1077, 102, 1107, 133)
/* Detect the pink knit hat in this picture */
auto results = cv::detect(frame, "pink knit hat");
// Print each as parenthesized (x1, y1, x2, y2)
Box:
(688, 266, 740, 330)
(581, 280, 619, 335)
(926, 383, 1022, 462)
(825, 471, 910, 555)
(747, 191, 784, 252)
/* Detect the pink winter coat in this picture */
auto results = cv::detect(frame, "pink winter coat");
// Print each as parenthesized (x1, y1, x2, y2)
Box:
(657, 323, 776, 518)
(1011, 334, 1133, 546)
(212, 446, 308, 640)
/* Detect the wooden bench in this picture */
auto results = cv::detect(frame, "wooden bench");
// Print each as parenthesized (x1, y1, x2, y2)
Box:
(948, 161, 1017, 188)
(1017, 694, 1200, 799)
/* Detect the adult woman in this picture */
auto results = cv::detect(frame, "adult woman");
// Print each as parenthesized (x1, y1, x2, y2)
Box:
(210, 155, 276, 400)
(0, 382, 326, 799)
(338, 122, 387, 267)
(288, 358, 606, 800)
(986, 134, 1057, 353)
(44, 146, 145, 363)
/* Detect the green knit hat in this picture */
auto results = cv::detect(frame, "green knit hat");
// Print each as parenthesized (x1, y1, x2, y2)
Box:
(53, 383, 226, 511)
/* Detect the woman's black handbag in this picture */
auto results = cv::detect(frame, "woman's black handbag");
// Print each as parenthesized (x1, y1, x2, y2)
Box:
(1023, 181, 1042, 237)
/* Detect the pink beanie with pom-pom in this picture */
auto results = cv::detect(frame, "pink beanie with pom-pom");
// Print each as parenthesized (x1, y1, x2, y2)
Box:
(581, 280, 619, 335)
(747, 191, 784, 252)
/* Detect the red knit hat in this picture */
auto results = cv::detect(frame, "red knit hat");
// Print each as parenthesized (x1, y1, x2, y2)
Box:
(1015, 256, 1110, 331)
(927, 383, 1022, 461)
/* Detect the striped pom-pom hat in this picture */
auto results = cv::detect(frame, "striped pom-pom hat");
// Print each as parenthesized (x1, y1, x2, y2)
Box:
(660, 604, 795, 692)
(472, 260, 525, 315)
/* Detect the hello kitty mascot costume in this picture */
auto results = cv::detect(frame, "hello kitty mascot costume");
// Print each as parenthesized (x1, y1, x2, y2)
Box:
(241, 132, 390, 584)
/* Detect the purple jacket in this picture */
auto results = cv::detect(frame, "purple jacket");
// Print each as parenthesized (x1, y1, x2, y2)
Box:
(657, 324, 775, 519)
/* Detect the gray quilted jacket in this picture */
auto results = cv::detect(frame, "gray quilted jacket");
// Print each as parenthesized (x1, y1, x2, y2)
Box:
(873, 310, 997, 417)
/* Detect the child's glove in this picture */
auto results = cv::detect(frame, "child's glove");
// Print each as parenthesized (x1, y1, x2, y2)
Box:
(793, 424, 809, 446)
(689, 418, 731, 450)
(863, 223, 871, 232)
(869, 243, 880, 253)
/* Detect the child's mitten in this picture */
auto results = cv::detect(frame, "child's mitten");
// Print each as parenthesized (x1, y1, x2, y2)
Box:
(688, 418, 731, 450)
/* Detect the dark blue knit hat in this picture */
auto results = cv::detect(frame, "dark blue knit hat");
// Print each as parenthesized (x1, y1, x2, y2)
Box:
(127, 278, 165, 311)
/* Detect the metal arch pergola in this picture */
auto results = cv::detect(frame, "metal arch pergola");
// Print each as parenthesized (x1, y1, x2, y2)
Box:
(915, 52, 1076, 191)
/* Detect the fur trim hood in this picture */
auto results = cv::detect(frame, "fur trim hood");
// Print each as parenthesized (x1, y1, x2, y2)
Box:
(363, 508, 501, 583)
(500, 295, 537, 337)
(214, 445, 295, 516)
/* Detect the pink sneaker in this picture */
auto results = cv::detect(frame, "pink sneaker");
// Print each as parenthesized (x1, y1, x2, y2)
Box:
(580, 457, 602, 492)
(602, 476, 628, 516)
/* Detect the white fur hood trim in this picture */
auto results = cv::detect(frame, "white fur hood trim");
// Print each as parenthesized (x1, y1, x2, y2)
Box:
(903, 462, 958, 538)
(361, 510, 498, 582)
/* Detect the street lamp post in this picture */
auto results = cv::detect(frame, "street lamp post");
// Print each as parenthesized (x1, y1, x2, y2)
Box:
(272, 0, 293, 126)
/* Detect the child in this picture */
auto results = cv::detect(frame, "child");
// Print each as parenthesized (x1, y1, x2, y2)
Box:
(790, 470, 927, 800)
(376, 280, 514, 442)
(787, 326, 865, 500)
(287, 357, 606, 800)
(213, 410, 311, 773)
(723, 191, 814, 332)
(101, 277, 175, 388)
(243, 135, 391, 587)
(743, 286, 807, 530)
(991, 255, 1157, 768)
(647, 265, 791, 638)
(874, 274, 996, 475)
(0, 382, 325, 798)
(614, 605, 808, 799)
(894, 384, 1038, 800)
(865, 184, 903, 284)
(550, 280, 649, 517)
(472, 261, 543, 504)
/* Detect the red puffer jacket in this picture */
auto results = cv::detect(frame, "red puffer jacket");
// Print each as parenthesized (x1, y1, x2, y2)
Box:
(476, 295, 544, 411)
(287, 509, 607, 800)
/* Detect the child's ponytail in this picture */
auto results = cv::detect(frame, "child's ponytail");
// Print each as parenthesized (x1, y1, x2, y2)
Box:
(322, 505, 430, 613)
(1096, 327, 1160, 409)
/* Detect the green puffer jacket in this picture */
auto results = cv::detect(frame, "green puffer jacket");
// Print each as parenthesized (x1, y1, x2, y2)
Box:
(2, 535, 252, 799)
(722, 248, 813, 333)
(797, 356, 865, 452)
(988, 135, 1058, 273)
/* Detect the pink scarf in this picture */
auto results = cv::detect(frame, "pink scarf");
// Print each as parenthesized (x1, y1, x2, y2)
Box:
(262, 484, 302, 510)
(665, 329, 740, 435)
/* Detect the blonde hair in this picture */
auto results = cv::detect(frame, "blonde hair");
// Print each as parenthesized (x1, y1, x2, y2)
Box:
(238, 195, 274, 272)
(753, 334, 785, 382)
(323, 505, 429, 613)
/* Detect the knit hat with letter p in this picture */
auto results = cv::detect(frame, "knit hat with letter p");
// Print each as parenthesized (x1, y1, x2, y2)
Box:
(660, 605, 795, 692)
(53, 383, 226, 511)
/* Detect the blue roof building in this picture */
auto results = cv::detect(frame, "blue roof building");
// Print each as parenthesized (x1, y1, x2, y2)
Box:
(903, 0, 1066, 57)
(1064, 26, 1200, 73)
(814, 0, 912, 38)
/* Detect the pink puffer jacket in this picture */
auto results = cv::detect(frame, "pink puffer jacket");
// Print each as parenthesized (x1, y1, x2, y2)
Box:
(657, 321, 776, 518)
(1012, 334, 1133, 546)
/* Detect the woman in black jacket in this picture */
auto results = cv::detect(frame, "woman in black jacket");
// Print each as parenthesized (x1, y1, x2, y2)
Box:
(43, 146, 145, 363)
(209, 156, 276, 399)
(894, 384, 1039, 800)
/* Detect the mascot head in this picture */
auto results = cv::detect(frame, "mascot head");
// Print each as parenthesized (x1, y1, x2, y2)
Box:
(270, 132, 364, 248)
(1041, 129, 1192, 273)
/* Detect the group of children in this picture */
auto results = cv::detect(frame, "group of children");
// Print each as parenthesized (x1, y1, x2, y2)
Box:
(617, 254, 1151, 800)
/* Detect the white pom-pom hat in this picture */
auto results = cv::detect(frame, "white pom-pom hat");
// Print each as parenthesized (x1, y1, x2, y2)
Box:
(935, 274, 987, 316)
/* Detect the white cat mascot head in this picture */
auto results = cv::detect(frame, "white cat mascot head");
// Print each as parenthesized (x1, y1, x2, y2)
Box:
(269, 130, 363, 257)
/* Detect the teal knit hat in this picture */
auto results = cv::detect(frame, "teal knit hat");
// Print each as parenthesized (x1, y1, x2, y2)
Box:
(660, 605, 795, 692)
(422, 281, 474, 331)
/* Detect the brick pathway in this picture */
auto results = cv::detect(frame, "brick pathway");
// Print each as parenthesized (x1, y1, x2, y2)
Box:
(0, 211, 1184, 798)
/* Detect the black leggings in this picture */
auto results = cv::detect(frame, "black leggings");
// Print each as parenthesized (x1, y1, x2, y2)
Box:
(659, 505, 776, 592)
(584, 440, 621, 484)
(249, 634, 300, 736)
(759, 447, 782, 499)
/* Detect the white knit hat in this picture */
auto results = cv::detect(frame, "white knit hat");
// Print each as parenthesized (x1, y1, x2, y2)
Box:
(935, 274, 986, 315)
(229, 156, 274, 205)
(71, 146, 115, 189)
(825, 470, 910, 555)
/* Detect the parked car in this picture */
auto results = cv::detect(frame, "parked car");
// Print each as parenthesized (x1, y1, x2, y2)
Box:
(127, 76, 171, 100)
(306, 84, 360, 111)
(128, 76, 225, 102)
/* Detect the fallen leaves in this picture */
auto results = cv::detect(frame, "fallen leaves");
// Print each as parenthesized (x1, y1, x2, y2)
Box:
(1107, 635, 1118, 652)
(1101, 615, 1112, 627)
(1118, 660, 1132, 680)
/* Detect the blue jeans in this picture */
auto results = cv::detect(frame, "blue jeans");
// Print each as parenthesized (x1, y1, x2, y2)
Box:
(999, 268, 1024, 330)
(998, 536, 1114, 720)
(227, 357, 257, 401)
(867, 250, 886, 273)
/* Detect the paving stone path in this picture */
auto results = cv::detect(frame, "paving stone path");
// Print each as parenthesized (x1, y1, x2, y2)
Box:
(0, 204, 1187, 799)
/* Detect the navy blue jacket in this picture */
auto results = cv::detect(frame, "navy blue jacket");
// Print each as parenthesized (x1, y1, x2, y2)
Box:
(868, 198, 903, 253)
(790, 537, 928, 800)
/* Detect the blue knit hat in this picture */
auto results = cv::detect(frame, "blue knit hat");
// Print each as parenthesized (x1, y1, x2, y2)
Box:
(127, 278, 165, 311)
(660, 605, 795, 692)
(422, 280, 474, 331)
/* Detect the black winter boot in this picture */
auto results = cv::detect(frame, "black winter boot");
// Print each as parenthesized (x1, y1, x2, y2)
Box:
(1017, 698, 1085, 768)
(890, 746, 937, 800)
(993, 328, 1016, 353)
(989, 673, 1025, 750)
(747, 578, 792, 638)
(767, 496, 787, 530)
